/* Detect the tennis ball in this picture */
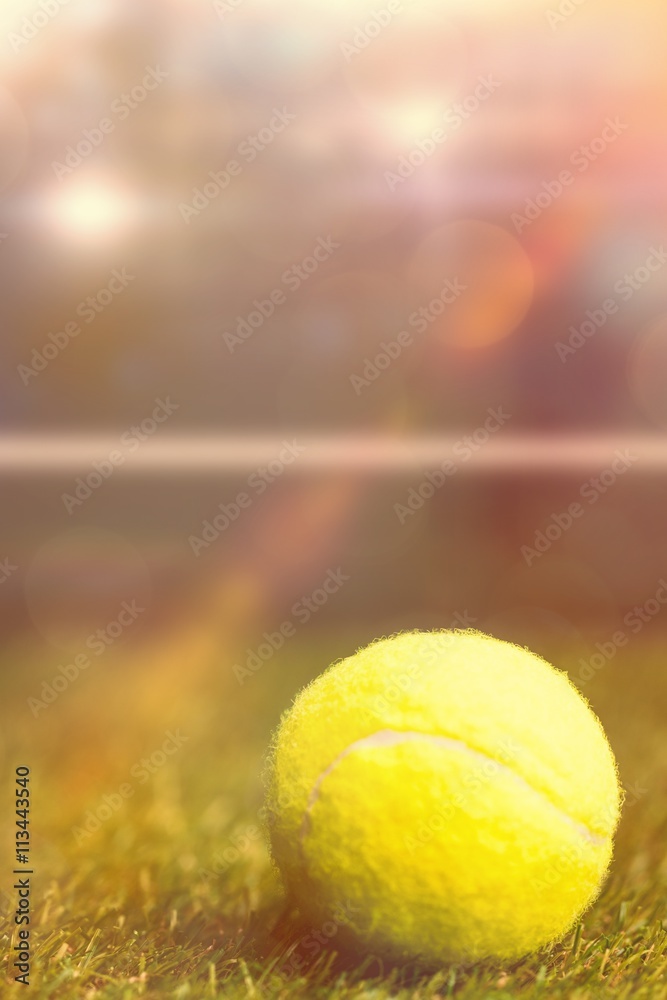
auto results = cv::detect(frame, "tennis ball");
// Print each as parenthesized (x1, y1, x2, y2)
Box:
(266, 630, 622, 965)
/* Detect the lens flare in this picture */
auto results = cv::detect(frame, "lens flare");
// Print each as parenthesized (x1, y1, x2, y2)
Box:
(407, 220, 534, 348)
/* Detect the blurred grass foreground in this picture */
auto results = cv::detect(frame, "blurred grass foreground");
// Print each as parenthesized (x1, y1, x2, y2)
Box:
(2, 621, 667, 997)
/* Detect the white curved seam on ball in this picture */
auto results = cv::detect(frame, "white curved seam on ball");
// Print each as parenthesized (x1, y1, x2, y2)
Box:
(298, 729, 607, 847)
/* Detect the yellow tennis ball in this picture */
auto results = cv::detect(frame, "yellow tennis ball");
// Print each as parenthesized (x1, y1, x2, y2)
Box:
(266, 630, 622, 964)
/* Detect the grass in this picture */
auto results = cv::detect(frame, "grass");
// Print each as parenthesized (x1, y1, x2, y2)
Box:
(2, 629, 667, 998)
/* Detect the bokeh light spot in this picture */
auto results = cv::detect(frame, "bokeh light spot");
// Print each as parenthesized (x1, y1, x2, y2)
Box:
(343, 6, 465, 136)
(46, 175, 140, 244)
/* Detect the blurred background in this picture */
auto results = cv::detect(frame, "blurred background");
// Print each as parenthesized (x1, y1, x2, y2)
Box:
(1, 0, 667, 975)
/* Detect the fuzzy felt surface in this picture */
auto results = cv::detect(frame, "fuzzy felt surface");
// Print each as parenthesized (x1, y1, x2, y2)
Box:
(266, 630, 622, 964)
